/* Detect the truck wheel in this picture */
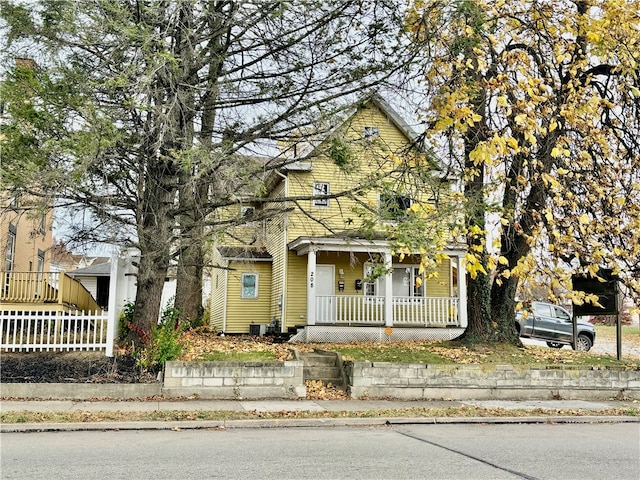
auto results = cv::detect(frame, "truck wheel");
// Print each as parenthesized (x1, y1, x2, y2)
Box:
(546, 342, 564, 349)
(573, 334, 592, 352)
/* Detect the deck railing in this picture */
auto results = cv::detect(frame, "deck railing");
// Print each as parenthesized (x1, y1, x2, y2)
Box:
(316, 295, 459, 326)
(0, 271, 101, 312)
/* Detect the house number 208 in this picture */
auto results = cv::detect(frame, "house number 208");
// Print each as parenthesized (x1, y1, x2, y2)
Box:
(309, 272, 314, 288)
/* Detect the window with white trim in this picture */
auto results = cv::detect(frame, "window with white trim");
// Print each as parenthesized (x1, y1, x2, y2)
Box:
(241, 273, 258, 298)
(313, 182, 330, 207)
(363, 126, 379, 140)
(364, 264, 385, 302)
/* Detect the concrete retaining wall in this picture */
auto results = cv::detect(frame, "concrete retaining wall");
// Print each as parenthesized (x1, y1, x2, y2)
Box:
(0, 383, 162, 399)
(346, 362, 640, 400)
(162, 360, 306, 399)
(4, 361, 639, 401)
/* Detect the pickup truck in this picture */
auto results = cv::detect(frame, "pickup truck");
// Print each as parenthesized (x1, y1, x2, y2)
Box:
(515, 301, 596, 351)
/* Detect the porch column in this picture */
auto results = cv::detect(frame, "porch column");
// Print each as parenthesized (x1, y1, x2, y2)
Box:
(384, 252, 393, 327)
(306, 248, 317, 326)
(457, 254, 468, 328)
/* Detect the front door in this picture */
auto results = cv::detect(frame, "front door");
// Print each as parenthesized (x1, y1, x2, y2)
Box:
(315, 265, 335, 322)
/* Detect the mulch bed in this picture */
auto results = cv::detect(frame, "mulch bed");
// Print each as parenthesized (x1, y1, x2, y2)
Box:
(0, 352, 157, 384)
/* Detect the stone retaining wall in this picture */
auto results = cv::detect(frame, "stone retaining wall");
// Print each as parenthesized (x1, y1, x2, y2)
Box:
(162, 360, 306, 399)
(346, 362, 640, 400)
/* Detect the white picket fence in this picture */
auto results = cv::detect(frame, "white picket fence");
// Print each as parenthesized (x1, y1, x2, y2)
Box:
(0, 310, 115, 356)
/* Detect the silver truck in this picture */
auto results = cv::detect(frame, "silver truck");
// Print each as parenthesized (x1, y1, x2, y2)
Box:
(515, 301, 596, 351)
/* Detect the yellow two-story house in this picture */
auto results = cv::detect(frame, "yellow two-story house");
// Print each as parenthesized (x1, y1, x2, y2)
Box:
(210, 95, 467, 342)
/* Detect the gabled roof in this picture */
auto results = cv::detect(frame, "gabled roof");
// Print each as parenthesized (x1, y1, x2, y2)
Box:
(285, 92, 423, 166)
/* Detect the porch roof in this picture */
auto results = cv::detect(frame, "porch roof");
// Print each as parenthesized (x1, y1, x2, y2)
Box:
(288, 236, 390, 256)
(288, 236, 467, 257)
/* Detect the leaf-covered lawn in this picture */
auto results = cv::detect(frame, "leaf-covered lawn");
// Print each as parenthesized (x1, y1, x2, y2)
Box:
(179, 328, 640, 368)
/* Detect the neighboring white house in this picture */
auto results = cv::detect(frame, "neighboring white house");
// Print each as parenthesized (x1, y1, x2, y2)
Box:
(67, 249, 211, 323)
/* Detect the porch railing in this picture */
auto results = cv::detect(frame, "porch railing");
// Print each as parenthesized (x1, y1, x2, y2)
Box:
(317, 295, 385, 325)
(316, 295, 459, 326)
(0, 271, 101, 312)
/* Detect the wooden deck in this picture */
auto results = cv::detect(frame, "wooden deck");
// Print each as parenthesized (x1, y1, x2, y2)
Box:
(0, 271, 101, 312)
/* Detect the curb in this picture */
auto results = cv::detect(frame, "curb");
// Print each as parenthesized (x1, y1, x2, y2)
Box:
(2, 415, 638, 433)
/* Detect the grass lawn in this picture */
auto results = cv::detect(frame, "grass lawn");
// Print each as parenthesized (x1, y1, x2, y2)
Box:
(180, 327, 640, 368)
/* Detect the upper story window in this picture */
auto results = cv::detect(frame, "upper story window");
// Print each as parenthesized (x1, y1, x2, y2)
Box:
(313, 182, 330, 207)
(39, 214, 46, 235)
(5, 224, 16, 272)
(241, 273, 258, 299)
(241, 206, 256, 226)
(9, 193, 19, 211)
(363, 126, 379, 141)
(379, 194, 411, 221)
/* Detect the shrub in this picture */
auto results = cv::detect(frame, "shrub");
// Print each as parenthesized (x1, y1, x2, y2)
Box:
(136, 303, 186, 372)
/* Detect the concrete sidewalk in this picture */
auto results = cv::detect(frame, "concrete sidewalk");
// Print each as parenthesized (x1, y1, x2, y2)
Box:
(2, 398, 638, 432)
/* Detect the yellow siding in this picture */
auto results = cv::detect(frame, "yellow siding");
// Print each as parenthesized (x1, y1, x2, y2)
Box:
(284, 252, 307, 329)
(425, 258, 452, 297)
(217, 204, 265, 247)
(264, 180, 287, 328)
(224, 260, 272, 333)
(210, 99, 456, 332)
(285, 104, 420, 242)
(209, 248, 227, 332)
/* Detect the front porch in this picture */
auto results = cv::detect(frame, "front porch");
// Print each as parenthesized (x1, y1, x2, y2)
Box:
(287, 236, 468, 342)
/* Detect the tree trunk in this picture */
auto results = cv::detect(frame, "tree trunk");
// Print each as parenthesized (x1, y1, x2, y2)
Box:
(174, 182, 206, 322)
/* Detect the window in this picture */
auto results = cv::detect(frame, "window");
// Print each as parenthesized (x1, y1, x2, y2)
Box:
(241, 206, 256, 225)
(391, 267, 424, 298)
(363, 126, 379, 140)
(313, 182, 330, 207)
(241, 273, 258, 298)
(5, 224, 16, 272)
(9, 193, 19, 210)
(363, 264, 383, 303)
(4, 225, 16, 295)
(39, 214, 46, 235)
(364, 264, 377, 296)
(534, 303, 553, 317)
(37, 250, 45, 273)
(380, 194, 411, 220)
(554, 306, 570, 321)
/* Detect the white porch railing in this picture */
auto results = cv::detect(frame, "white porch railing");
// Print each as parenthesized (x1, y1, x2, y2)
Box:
(392, 297, 458, 326)
(0, 309, 114, 355)
(317, 295, 385, 325)
(315, 296, 459, 326)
